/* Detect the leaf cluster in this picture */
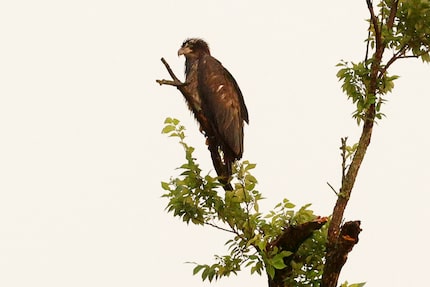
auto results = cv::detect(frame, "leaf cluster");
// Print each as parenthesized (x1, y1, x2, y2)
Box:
(337, 0, 430, 124)
(161, 118, 328, 285)
(336, 60, 396, 124)
(378, 0, 430, 61)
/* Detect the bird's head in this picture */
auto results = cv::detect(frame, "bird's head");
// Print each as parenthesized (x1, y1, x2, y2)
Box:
(178, 38, 211, 58)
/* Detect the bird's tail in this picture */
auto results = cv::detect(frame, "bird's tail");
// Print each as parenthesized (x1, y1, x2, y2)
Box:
(207, 138, 233, 191)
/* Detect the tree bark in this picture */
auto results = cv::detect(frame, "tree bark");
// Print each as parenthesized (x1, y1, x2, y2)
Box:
(268, 217, 328, 287)
(322, 1, 399, 286)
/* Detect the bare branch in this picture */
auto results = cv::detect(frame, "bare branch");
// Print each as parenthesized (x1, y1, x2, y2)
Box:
(205, 221, 237, 234)
(326, 182, 338, 196)
(387, 0, 399, 31)
(155, 57, 188, 87)
(380, 48, 430, 78)
(269, 217, 328, 287)
(365, 30, 371, 62)
(379, 45, 408, 77)
(162, 57, 181, 82)
(156, 79, 185, 86)
(366, 0, 380, 48)
(191, 216, 239, 235)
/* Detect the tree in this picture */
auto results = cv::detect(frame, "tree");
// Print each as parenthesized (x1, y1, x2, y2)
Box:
(157, 1, 430, 287)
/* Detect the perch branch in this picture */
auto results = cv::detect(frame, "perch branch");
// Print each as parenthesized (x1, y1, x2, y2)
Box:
(268, 217, 328, 287)
(156, 57, 196, 108)
(156, 57, 188, 87)
(156, 57, 233, 191)
(270, 217, 328, 252)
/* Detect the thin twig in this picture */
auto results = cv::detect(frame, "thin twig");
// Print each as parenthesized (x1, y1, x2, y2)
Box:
(161, 57, 181, 82)
(205, 221, 238, 234)
(326, 182, 338, 196)
(156, 79, 185, 86)
(366, 0, 380, 48)
(156, 57, 189, 87)
(380, 48, 430, 78)
(365, 30, 371, 62)
(378, 45, 407, 77)
(340, 137, 348, 186)
(191, 215, 240, 235)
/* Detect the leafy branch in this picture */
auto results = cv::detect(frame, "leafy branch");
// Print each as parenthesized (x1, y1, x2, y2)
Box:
(323, 1, 430, 286)
(158, 1, 430, 286)
(161, 117, 328, 286)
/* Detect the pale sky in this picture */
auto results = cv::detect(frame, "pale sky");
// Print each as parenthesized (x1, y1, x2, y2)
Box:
(1, 1, 429, 286)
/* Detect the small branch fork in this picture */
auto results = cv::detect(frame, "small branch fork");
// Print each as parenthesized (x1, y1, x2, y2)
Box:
(156, 57, 186, 87)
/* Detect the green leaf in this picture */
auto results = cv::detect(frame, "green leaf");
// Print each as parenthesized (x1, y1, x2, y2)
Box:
(284, 201, 295, 209)
(171, 118, 180, 125)
(201, 266, 210, 281)
(161, 181, 170, 190)
(421, 52, 430, 62)
(253, 201, 259, 212)
(266, 264, 275, 279)
(193, 264, 207, 275)
(207, 266, 216, 282)
(164, 117, 173, 124)
(244, 162, 257, 171)
(161, 124, 175, 134)
(250, 261, 263, 275)
(270, 251, 293, 270)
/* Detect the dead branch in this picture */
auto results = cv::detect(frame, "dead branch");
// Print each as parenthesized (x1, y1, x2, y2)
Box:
(322, 221, 361, 286)
(156, 57, 196, 115)
(159, 57, 181, 81)
(269, 217, 328, 287)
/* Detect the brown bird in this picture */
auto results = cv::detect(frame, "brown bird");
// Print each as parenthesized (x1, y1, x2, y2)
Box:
(177, 38, 249, 190)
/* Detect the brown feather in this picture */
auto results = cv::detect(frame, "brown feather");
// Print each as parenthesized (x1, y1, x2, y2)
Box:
(178, 38, 248, 190)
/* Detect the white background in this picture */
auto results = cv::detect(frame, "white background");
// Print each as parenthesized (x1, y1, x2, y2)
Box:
(1, 1, 429, 286)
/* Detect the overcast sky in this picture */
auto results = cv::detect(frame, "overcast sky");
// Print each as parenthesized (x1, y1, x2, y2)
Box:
(1, 1, 429, 286)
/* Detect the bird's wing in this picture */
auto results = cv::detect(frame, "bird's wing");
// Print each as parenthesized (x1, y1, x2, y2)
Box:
(197, 55, 248, 159)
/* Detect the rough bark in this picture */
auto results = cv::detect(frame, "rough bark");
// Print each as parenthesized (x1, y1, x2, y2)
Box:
(322, 221, 361, 286)
(322, 1, 399, 286)
(268, 217, 328, 287)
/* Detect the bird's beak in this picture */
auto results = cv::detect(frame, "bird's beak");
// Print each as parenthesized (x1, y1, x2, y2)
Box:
(177, 46, 191, 56)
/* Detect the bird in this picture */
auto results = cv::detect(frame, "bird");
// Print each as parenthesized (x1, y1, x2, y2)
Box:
(177, 38, 249, 190)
